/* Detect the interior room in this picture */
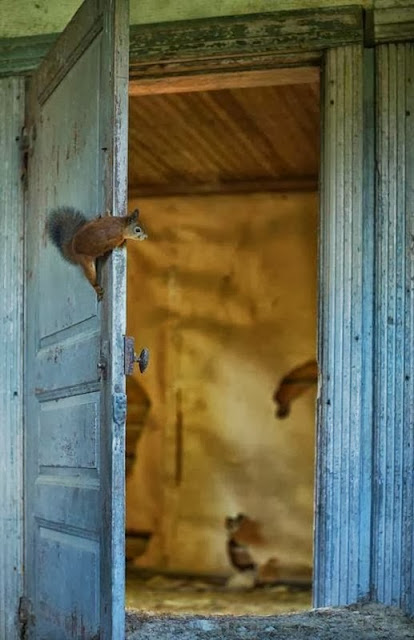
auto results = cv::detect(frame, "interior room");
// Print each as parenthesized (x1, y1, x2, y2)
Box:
(124, 73, 320, 615)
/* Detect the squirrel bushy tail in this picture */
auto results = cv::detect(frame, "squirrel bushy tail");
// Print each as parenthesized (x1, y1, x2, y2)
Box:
(47, 207, 87, 262)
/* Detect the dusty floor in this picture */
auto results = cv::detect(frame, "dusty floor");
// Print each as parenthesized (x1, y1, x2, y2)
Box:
(125, 603, 414, 640)
(126, 572, 312, 615)
(125, 574, 414, 639)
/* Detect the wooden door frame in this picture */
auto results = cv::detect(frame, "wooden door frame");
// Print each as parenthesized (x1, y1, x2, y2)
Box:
(126, 6, 370, 611)
(126, 10, 377, 612)
(0, 6, 362, 78)
(0, 76, 25, 640)
(1, 3, 414, 81)
(3, 4, 414, 637)
(372, 42, 414, 615)
(126, 38, 378, 611)
(127, 6, 361, 89)
(125, 7, 363, 197)
(0, 7, 372, 635)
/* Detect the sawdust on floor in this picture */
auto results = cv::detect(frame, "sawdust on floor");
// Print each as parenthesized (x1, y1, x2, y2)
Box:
(126, 572, 312, 615)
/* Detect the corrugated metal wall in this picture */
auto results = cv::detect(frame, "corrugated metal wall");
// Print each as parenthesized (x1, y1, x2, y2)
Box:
(0, 77, 25, 639)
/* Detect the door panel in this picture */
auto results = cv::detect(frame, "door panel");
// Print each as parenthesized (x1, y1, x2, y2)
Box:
(24, 0, 129, 638)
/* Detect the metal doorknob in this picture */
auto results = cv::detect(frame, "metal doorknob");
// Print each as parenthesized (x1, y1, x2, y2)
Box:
(124, 336, 150, 375)
(135, 347, 149, 373)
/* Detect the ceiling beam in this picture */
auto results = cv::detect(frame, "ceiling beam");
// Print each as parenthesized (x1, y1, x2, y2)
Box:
(128, 177, 318, 199)
(128, 66, 319, 96)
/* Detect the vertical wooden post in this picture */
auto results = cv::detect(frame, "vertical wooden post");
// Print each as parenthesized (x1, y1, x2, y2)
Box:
(373, 43, 414, 616)
(0, 77, 25, 640)
(100, 0, 130, 636)
(314, 46, 375, 607)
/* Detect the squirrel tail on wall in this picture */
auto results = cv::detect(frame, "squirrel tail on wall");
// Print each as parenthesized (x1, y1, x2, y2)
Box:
(47, 207, 87, 262)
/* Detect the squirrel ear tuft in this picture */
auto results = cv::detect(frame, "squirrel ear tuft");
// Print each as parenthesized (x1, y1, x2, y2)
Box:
(129, 208, 140, 221)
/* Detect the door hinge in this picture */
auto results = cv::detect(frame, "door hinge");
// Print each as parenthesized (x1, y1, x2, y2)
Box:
(18, 596, 34, 640)
(97, 340, 109, 381)
(112, 392, 127, 426)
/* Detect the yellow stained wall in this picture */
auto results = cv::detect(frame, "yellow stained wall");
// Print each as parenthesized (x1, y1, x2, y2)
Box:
(126, 191, 317, 577)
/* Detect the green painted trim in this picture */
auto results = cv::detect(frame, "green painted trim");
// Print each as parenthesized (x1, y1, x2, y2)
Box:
(129, 6, 364, 59)
(0, 33, 57, 77)
(0, 7, 365, 79)
(129, 6, 363, 79)
(374, 7, 414, 44)
(3, 6, 414, 82)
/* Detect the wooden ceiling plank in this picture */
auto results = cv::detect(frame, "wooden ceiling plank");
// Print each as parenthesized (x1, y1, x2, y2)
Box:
(128, 177, 318, 198)
(129, 66, 319, 96)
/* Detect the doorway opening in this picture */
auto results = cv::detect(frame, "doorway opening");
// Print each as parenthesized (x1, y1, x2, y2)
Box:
(125, 69, 320, 615)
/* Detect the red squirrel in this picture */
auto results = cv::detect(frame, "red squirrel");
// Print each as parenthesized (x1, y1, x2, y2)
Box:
(47, 206, 147, 299)
(273, 360, 318, 418)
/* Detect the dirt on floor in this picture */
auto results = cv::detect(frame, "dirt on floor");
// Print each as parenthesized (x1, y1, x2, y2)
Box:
(125, 574, 413, 639)
(126, 573, 312, 615)
(125, 603, 414, 640)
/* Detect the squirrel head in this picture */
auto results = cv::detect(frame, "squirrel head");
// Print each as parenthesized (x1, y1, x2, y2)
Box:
(225, 513, 263, 545)
(225, 513, 246, 534)
(125, 208, 148, 241)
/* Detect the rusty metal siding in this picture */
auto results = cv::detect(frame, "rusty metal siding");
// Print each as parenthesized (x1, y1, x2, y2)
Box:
(314, 46, 375, 607)
(0, 77, 25, 639)
(373, 43, 414, 616)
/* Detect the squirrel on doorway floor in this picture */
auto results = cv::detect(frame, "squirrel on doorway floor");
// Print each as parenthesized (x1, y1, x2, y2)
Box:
(225, 513, 282, 589)
(225, 513, 258, 589)
(47, 206, 147, 300)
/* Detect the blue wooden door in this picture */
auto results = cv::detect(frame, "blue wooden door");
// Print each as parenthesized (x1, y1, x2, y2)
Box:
(24, 0, 129, 637)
